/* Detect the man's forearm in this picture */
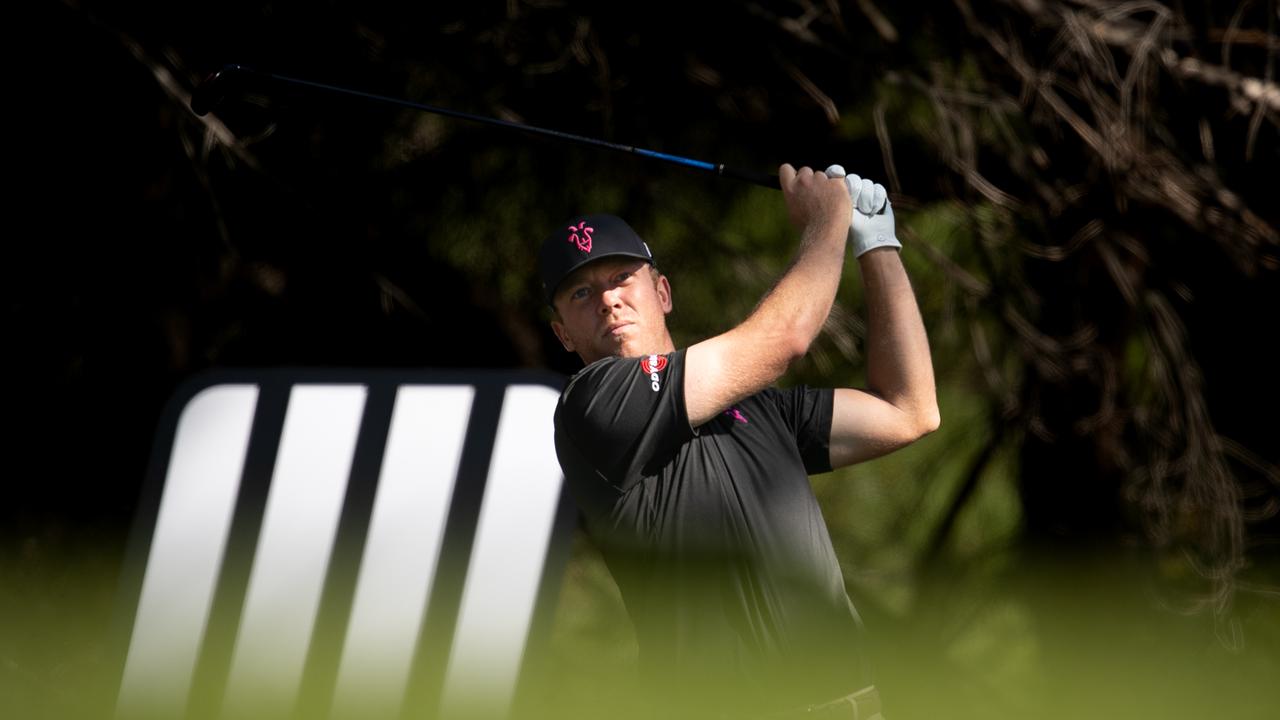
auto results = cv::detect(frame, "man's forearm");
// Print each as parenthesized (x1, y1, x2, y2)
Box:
(858, 248, 939, 429)
(743, 216, 849, 361)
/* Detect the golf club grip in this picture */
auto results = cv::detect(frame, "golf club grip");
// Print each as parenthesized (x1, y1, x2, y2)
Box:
(718, 165, 781, 190)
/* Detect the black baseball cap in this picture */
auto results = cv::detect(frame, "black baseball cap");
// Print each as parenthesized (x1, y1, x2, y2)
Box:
(538, 213, 655, 306)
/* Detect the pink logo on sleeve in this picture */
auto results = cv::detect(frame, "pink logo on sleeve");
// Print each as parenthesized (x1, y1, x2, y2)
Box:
(724, 407, 749, 425)
(567, 221, 594, 253)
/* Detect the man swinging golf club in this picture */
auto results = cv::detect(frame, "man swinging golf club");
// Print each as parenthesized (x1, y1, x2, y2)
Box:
(541, 163, 939, 719)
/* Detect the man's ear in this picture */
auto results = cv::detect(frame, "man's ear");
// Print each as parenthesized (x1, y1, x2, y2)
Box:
(656, 273, 673, 314)
(550, 319, 576, 352)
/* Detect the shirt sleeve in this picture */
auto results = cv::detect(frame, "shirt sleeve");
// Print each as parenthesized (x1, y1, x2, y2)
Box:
(555, 349, 694, 488)
(766, 385, 834, 475)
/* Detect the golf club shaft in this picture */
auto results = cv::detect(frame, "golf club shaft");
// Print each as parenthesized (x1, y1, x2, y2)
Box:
(192, 64, 781, 190)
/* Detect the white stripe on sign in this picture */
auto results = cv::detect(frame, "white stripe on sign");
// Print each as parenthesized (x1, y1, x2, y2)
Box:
(221, 385, 368, 719)
(117, 384, 259, 720)
(329, 385, 475, 720)
(439, 384, 564, 718)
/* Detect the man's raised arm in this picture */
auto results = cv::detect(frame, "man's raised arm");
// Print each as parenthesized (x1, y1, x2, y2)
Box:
(827, 171, 939, 468)
(683, 164, 851, 428)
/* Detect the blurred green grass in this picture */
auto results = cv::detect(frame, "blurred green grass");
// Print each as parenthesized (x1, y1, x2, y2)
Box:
(2, 523, 124, 720)
(3, 503, 1278, 719)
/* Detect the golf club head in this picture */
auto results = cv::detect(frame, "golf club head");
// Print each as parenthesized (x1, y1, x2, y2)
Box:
(190, 64, 253, 117)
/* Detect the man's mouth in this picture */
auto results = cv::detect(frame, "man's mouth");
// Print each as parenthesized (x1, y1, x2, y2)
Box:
(604, 321, 633, 338)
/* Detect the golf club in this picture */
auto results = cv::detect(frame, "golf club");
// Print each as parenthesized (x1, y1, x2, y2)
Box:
(191, 64, 781, 190)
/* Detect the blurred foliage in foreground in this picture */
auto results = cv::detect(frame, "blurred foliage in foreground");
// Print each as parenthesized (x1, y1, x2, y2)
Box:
(4, 512, 1278, 718)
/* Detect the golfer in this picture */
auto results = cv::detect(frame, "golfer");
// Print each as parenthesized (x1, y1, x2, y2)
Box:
(539, 163, 938, 718)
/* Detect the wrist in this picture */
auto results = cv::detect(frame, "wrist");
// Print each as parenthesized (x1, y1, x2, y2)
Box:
(849, 197, 900, 257)
(855, 245, 901, 262)
(848, 228, 901, 257)
(802, 214, 851, 250)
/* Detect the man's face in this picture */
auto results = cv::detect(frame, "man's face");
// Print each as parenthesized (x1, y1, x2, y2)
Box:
(550, 257, 672, 364)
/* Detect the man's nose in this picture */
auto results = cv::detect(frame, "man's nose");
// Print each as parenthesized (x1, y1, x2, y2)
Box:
(598, 286, 622, 312)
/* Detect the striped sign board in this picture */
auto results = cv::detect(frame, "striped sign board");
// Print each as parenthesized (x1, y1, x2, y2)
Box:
(113, 370, 572, 720)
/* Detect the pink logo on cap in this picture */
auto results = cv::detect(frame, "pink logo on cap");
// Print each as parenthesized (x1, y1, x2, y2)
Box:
(567, 221, 593, 253)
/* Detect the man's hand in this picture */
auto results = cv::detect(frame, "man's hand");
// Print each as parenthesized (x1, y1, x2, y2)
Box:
(824, 165, 902, 257)
(779, 163, 852, 239)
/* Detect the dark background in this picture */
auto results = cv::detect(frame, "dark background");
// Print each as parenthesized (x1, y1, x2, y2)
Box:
(7, 1, 1280, 718)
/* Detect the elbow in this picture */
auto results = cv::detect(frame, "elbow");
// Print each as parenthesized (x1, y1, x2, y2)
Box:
(740, 311, 818, 372)
(916, 405, 941, 436)
(910, 396, 941, 437)
(783, 336, 811, 367)
(889, 393, 939, 442)
(762, 326, 811, 371)
(781, 323, 819, 366)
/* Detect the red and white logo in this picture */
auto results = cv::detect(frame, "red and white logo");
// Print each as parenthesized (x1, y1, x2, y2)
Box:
(640, 354, 666, 392)
(640, 355, 667, 374)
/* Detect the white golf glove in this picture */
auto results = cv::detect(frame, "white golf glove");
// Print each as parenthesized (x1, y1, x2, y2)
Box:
(825, 164, 901, 257)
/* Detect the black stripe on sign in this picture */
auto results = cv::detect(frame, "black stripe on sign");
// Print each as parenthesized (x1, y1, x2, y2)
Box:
(399, 382, 504, 716)
(509, 481, 578, 715)
(184, 381, 291, 720)
(293, 380, 397, 719)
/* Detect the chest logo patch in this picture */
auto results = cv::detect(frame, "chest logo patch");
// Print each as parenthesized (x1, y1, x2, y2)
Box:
(640, 354, 666, 392)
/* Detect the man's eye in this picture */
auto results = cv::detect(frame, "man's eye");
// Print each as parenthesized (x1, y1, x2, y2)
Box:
(615, 271, 633, 283)
(570, 287, 590, 300)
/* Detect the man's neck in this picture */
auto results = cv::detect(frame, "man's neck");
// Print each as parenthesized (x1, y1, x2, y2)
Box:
(580, 334, 676, 365)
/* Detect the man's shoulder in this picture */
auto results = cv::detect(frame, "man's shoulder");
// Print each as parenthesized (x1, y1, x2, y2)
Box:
(557, 356, 640, 427)
(563, 351, 684, 398)
(568, 354, 627, 381)
(561, 355, 628, 398)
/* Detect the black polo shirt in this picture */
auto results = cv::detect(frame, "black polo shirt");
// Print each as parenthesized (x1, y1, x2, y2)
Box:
(554, 349, 869, 712)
